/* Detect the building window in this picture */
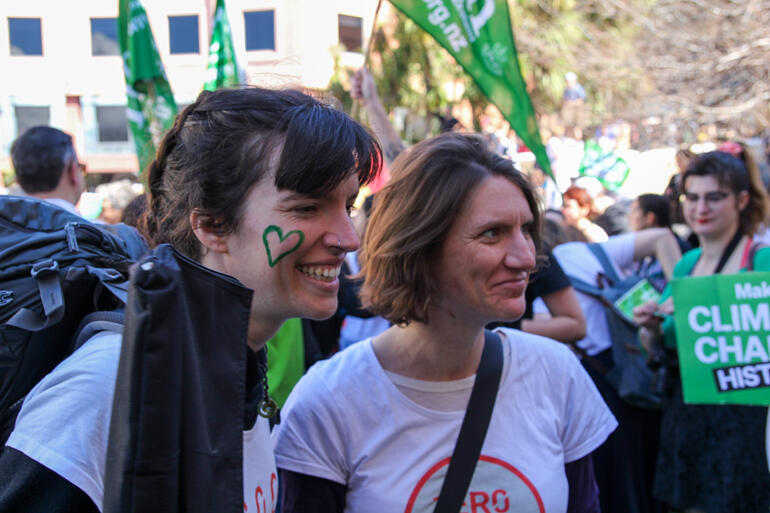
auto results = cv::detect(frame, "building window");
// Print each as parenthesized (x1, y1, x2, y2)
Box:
(91, 18, 119, 56)
(244, 10, 275, 51)
(168, 15, 199, 54)
(8, 17, 43, 56)
(96, 106, 129, 142)
(15, 106, 50, 136)
(338, 14, 362, 52)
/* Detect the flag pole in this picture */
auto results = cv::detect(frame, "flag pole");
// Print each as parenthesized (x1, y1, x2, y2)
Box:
(351, 0, 382, 120)
(363, 0, 382, 68)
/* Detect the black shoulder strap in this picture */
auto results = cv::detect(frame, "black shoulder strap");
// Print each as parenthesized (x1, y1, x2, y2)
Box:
(434, 329, 504, 513)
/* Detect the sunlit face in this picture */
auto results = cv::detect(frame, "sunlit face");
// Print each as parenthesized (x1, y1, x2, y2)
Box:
(682, 175, 747, 240)
(561, 198, 587, 226)
(215, 172, 360, 325)
(628, 200, 650, 231)
(432, 175, 537, 325)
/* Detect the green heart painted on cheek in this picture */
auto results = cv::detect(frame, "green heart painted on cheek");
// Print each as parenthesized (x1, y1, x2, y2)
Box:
(262, 225, 305, 267)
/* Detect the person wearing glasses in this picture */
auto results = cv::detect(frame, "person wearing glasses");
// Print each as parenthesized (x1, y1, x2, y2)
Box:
(10, 126, 88, 216)
(635, 148, 770, 513)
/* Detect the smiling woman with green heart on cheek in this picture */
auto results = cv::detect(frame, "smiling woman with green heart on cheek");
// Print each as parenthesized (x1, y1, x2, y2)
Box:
(195, 166, 363, 348)
(0, 87, 382, 513)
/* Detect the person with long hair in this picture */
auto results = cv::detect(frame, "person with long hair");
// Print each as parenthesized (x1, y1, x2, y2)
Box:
(273, 133, 617, 513)
(0, 87, 381, 512)
(636, 148, 770, 513)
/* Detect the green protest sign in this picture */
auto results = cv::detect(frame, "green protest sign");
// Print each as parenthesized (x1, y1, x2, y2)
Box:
(672, 272, 770, 405)
(578, 139, 630, 192)
(389, 0, 553, 181)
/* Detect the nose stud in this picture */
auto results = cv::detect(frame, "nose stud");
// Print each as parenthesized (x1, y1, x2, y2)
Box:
(337, 239, 342, 249)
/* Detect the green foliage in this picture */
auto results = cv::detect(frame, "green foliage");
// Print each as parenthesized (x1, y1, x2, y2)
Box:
(2, 168, 15, 188)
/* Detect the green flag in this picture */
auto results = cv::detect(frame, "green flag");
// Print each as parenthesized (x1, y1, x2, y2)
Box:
(388, 0, 553, 179)
(118, 0, 178, 175)
(204, 0, 245, 91)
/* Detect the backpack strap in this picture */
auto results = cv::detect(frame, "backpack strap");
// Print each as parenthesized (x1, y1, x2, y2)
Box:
(6, 259, 65, 331)
(6, 263, 129, 332)
(587, 243, 621, 284)
(566, 243, 622, 300)
(566, 274, 603, 299)
(71, 311, 125, 351)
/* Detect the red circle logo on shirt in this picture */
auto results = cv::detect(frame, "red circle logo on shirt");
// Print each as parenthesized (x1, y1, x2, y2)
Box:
(404, 455, 545, 513)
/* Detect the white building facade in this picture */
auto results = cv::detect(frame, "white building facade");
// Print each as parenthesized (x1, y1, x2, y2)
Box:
(0, 0, 376, 174)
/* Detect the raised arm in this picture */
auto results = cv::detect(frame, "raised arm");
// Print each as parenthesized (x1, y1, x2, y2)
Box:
(631, 227, 681, 279)
(350, 67, 405, 164)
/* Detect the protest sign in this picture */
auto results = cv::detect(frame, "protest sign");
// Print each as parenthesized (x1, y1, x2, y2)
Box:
(578, 139, 630, 192)
(672, 272, 770, 405)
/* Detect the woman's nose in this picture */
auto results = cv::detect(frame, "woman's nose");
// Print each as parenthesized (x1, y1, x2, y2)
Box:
(325, 213, 359, 253)
(504, 233, 536, 270)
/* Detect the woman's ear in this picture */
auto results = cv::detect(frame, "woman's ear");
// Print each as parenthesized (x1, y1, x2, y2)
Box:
(736, 190, 750, 212)
(190, 210, 229, 254)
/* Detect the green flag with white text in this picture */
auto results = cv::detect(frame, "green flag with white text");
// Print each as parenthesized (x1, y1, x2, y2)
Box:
(119, 0, 178, 175)
(204, 0, 245, 91)
(388, 0, 552, 179)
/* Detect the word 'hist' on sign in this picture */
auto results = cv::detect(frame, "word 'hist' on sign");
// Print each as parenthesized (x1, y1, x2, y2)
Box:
(711, 362, 770, 392)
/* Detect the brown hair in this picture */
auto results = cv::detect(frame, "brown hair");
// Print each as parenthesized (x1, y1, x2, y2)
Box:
(359, 133, 541, 325)
(683, 146, 769, 236)
(143, 87, 382, 260)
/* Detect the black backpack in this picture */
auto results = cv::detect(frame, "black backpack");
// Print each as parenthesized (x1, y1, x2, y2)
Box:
(0, 195, 146, 446)
(566, 243, 663, 409)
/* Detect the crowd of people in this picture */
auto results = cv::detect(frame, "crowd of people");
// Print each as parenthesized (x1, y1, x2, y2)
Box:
(0, 67, 769, 513)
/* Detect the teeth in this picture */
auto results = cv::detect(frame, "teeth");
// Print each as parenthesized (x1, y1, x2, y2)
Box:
(298, 265, 340, 282)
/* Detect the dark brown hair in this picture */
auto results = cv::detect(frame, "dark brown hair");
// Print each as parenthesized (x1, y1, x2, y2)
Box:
(142, 87, 382, 260)
(683, 148, 769, 236)
(360, 133, 541, 325)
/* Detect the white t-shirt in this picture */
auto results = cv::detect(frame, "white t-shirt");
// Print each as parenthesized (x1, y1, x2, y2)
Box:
(552, 232, 637, 355)
(6, 331, 276, 512)
(272, 329, 617, 513)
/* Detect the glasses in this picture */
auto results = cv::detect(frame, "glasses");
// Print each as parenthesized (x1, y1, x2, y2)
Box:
(680, 191, 729, 205)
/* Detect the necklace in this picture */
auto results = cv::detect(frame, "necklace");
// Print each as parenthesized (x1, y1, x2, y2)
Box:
(257, 347, 278, 418)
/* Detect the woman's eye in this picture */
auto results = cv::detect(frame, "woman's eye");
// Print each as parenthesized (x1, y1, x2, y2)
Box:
(481, 228, 499, 239)
(522, 222, 534, 237)
(294, 205, 318, 215)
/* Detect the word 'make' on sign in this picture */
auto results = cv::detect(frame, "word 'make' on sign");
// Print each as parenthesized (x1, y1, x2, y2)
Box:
(672, 271, 770, 405)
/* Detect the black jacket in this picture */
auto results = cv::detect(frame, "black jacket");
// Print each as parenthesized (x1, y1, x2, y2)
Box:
(103, 244, 260, 513)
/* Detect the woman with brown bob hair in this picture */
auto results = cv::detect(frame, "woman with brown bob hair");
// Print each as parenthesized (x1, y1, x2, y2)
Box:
(273, 132, 617, 513)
